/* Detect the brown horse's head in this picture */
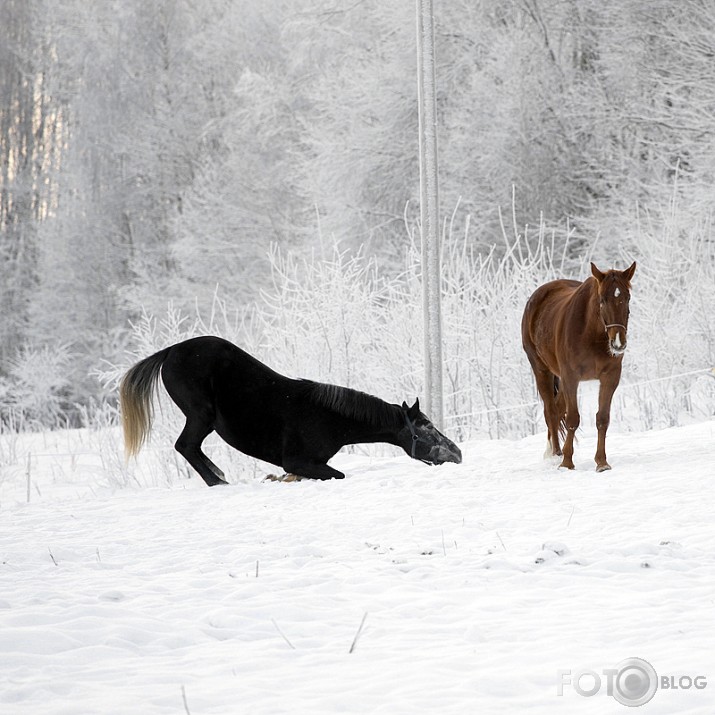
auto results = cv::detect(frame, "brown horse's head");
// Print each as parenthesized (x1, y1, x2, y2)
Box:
(590, 261, 636, 356)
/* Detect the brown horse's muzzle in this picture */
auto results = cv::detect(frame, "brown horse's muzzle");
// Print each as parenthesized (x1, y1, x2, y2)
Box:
(606, 324, 627, 356)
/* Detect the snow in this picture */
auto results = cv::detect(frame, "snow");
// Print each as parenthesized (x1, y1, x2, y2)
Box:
(1, 420, 714, 714)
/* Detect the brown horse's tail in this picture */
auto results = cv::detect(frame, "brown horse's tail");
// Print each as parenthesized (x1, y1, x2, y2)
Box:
(554, 376, 567, 442)
(119, 347, 172, 458)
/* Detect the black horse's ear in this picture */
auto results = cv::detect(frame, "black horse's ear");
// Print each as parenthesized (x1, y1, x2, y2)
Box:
(401, 401, 408, 410)
(408, 398, 420, 417)
(591, 262, 605, 282)
(622, 261, 636, 283)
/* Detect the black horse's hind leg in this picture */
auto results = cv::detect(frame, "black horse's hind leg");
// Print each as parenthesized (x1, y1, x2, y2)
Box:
(175, 417, 228, 487)
(282, 457, 345, 481)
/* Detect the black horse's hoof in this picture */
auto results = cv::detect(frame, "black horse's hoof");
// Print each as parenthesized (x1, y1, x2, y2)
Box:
(264, 473, 304, 483)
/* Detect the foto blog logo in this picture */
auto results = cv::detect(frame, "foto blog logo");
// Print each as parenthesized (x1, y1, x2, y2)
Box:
(557, 657, 707, 707)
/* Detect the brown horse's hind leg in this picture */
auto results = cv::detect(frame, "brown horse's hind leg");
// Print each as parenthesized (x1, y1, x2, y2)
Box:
(531, 366, 563, 457)
(559, 375, 580, 470)
(555, 385, 566, 448)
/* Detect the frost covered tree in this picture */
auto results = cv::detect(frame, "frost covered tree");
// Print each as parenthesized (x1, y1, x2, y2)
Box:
(171, 0, 308, 313)
(286, 2, 419, 264)
(0, 0, 64, 367)
(1, 0, 714, 425)
(26, 0, 265, 401)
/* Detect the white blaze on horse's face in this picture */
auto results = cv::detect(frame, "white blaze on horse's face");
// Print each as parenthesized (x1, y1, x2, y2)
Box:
(601, 282, 630, 357)
(602, 292, 629, 356)
(591, 261, 636, 358)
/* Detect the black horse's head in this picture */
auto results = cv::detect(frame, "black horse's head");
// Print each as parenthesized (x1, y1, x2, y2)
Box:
(398, 399, 462, 465)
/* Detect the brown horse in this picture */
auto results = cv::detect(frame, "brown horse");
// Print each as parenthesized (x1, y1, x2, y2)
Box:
(521, 262, 636, 471)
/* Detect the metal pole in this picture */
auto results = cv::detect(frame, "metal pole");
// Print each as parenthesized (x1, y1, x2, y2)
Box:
(416, 0, 443, 428)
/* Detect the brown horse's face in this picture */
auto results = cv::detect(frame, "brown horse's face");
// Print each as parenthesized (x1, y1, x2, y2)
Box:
(591, 262, 636, 356)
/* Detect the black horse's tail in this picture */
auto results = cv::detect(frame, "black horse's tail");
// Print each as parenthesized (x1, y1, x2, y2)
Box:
(119, 347, 172, 458)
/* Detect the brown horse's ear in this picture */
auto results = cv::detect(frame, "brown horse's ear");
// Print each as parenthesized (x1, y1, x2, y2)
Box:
(622, 261, 636, 283)
(591, 262, 605, 282)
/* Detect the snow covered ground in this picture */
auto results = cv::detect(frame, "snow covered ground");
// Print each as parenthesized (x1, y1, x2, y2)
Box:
(1, 420, 714, 714)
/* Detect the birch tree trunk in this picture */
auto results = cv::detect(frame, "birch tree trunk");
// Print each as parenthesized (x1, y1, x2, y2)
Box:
(0, 0, 60, 366)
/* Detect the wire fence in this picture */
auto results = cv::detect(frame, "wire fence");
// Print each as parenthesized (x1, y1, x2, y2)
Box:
(6, 366, 711, 465)
(445, 366, 713, 423)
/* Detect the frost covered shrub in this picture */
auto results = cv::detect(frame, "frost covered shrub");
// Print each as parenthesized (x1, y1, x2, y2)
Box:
(110, 227, 580, 443)
(0, 345, 73, 429)
(437, 221, 578, 440)
(611, 199, 715, 429)
(111, 203, 714, 446)
(255, 244, 392, 390)
(246, 226, 581, 442)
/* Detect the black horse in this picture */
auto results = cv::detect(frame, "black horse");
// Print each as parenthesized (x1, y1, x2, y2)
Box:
(120, 336, 462, 486)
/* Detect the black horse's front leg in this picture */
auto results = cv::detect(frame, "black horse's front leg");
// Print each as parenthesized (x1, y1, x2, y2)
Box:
(282, 457, 345, 481)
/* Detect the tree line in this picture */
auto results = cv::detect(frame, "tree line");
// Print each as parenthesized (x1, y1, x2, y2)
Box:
(1, 0, 714, 425)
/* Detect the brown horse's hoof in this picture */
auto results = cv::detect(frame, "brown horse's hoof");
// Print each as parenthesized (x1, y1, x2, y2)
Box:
(543, 444, 563, 460)
(595, 463, 612, 473)
(559, 460, 575, 470)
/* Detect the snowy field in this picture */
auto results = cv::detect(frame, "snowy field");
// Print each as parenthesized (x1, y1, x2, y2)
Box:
(1, 419, 714, 714)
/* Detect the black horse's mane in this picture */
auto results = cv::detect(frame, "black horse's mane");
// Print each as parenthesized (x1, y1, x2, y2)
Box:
(304, 381, 403, 428)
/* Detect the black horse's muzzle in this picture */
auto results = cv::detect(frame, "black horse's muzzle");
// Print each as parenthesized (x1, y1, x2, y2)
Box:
(427, 442, 463, 465)
(404, 411, 462, 465)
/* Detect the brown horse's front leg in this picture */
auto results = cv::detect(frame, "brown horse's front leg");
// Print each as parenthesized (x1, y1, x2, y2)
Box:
(595, 371, 620, 472)
(559, 378, 580, 470)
